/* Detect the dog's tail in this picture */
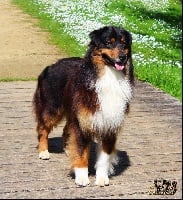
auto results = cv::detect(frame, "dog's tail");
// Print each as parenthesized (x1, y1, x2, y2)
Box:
(37, 66, 49, 88)
(32, 66, 49, 123)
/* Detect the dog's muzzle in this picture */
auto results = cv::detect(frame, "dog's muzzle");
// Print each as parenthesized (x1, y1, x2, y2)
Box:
(102, 53, 127, 71)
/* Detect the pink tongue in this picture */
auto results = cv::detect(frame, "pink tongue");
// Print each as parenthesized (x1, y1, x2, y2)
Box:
(115, 63, 124, 71)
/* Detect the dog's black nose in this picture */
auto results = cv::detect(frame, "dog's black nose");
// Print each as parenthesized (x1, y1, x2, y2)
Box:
(119, 54, 127, 62)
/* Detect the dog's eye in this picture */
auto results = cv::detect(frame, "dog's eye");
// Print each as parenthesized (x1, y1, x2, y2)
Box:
(122, 44, 127, 48)
(105, 41, 111, 46)
(121, 41, 128, 49)
(121, 40, 126, 45)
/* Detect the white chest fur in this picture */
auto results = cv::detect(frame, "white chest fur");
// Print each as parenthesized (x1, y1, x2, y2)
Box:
(91, 66, 132, 133)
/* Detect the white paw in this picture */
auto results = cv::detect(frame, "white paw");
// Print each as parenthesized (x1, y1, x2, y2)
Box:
(95, 150, 110, 186)
(39, 150, 50, 160)
(74, 168, 90, 187)
(95, 174, 109, 186)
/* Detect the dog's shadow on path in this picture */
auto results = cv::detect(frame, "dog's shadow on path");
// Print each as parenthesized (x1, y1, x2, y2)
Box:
(48, 137, 64, 154)
(88, 142, 131, 176)
(48, 137, 130, 176)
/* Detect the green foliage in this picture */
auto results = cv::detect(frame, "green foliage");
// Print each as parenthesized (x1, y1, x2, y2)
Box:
(0, 77, 36, 82)
(135, 64, 182, 101)
(12, 0, 182, 101)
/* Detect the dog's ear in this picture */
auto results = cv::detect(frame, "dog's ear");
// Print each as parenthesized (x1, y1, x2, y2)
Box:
(126, 57, 134, 86)
(89, 29, 101, 47)
(89, 27, 109, 46)
(128, 32, 132, 46)
(124, 30, 132, 46)
(120, 28, 132, 46)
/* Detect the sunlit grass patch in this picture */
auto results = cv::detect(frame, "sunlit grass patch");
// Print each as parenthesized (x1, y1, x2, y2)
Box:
(135, 64, 182, 100)
(12, 0, 182, 101)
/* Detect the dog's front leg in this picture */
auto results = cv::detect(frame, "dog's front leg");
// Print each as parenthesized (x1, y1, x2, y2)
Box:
(67, 124, 90, 187)
(95, 134, 116, 186)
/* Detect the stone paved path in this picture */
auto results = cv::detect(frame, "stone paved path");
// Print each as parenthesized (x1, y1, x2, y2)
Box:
(0, 81, 182, 199)
(0, 0, 182, 199)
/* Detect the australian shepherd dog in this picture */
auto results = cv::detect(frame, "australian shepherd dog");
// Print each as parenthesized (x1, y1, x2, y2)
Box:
(33, 26, 134, 187)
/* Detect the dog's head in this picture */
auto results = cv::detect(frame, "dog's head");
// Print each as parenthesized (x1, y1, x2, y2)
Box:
(88, 26, 134, 83)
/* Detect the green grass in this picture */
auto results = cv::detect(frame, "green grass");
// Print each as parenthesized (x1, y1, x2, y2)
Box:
(107, 0, 182, 101)
(135, 65, 182, 100)
(0, 77, 37, 82)
(11, 0, 182, 101)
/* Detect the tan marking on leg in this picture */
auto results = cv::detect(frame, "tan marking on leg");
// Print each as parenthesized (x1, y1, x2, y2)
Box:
(67, 125, 90, 186)
(38, 129, 49, 159)
(68, 127, 90, 168)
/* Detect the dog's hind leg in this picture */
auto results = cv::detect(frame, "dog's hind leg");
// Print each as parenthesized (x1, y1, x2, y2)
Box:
(33, 67, 65, 159)
(35, 108, 63, 160)
(37, 124, 51, 160)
